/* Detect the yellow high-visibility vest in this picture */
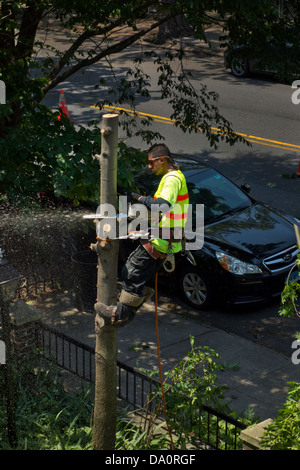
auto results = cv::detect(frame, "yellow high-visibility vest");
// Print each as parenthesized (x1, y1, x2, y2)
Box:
(150, 170, 189, 254)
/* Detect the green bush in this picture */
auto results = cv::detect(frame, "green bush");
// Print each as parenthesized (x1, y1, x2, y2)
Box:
(139, 336, 256, 450)
(260, 382, 300, 450)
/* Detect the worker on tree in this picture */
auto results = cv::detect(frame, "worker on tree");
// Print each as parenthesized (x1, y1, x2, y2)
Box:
(94, 143, 189, 327)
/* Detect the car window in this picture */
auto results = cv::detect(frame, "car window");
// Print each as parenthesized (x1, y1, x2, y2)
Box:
(187, 168, 251, 223)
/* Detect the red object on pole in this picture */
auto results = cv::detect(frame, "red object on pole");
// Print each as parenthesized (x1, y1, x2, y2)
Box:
(58, 89, 70, 120)
(297, 161, 300, 177)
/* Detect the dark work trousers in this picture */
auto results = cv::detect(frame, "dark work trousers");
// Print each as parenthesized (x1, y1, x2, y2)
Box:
(121, 243, 161, 297)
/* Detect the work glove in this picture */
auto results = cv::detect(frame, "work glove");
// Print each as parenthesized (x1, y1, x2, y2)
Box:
(131, 192, 141, 202)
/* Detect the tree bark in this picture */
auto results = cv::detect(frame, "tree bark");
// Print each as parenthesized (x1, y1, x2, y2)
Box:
(157, 0, 193, 44)
(92, 114, 119, 450)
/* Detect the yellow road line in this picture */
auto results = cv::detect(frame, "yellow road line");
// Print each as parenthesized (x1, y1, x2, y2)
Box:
(246, 139, 300, 152)
(85, 103, 300, 153)
(248, 135, 300, 150)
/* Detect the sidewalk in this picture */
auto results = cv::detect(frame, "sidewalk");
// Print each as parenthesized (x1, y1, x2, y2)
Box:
(33, 290, 300, 422)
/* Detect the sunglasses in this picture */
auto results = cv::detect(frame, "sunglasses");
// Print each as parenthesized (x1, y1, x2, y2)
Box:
(148, 157, 160, 165)
(148, 156, 169, 165)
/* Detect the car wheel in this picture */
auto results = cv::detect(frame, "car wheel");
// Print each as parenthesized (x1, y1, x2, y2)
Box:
(178, 266, 214, 310)
(230, 56, 249, 78)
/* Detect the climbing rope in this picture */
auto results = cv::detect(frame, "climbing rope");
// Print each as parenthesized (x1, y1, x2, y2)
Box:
(154, 272, 176, 450)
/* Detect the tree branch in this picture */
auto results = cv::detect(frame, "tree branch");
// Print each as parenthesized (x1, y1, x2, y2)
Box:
(40, 11, 179, 98)
(47, 1, 159, 83)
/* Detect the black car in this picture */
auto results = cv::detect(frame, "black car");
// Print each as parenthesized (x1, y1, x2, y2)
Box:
(122, 157, 299, 310)
(224, 43, 299, 80)
(224, 45, 277, 78)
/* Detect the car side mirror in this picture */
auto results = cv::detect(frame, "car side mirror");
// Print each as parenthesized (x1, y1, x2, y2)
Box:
(241, 183, 251, 193)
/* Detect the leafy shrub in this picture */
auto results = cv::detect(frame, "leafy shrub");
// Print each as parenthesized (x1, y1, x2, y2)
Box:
(260, 382, 300, 450)
(140, 336, 255, 450)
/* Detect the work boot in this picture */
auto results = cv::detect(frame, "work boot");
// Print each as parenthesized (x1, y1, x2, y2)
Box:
(94, 290, 144, 328)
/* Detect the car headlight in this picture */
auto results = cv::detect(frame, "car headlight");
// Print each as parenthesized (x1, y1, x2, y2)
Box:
(215, 251, 263, 275)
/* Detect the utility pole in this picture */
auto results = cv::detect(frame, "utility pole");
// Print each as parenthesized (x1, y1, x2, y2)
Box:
(92, 114, 119, 450)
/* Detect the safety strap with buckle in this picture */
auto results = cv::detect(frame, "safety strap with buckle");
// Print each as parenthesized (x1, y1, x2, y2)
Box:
(140, 239, 167, 260)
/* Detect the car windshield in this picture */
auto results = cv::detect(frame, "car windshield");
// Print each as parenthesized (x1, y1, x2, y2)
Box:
(186, 168, 251, 223)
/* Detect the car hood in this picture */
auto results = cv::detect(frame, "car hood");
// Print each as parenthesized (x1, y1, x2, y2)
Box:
(204, 203, 296, 262)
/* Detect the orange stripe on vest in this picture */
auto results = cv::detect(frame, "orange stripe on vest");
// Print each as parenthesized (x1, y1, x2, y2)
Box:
(176, 193, 189, 201)
(165, 212, 188, 220)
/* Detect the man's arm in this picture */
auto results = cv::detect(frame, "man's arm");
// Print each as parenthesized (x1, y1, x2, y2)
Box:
(131, 193, 171, 212)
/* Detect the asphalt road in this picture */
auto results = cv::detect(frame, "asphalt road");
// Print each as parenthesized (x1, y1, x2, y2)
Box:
(42, 39, 300, 359)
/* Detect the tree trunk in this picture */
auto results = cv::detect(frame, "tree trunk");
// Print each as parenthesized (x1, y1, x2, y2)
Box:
(158, 0, 193, 43)
(92, 114, 119, 450)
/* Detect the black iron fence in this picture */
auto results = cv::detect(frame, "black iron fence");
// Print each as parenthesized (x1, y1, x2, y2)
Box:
(17, 277, 58, 300)
(34, 320, 246, 450)
(35, 320, 95, 382)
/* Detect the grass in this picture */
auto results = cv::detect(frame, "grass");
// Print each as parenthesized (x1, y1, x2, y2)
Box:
(0, 359, 94, 450)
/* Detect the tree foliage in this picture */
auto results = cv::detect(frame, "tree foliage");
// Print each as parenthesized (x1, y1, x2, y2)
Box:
(279, 260, 300, 319)
(260, 382, 300, 450)
(1, 0, 300, 203)
(279, 250, 300, 341)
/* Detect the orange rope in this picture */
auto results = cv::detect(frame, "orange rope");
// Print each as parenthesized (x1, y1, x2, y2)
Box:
(154, 272, 176, 450)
